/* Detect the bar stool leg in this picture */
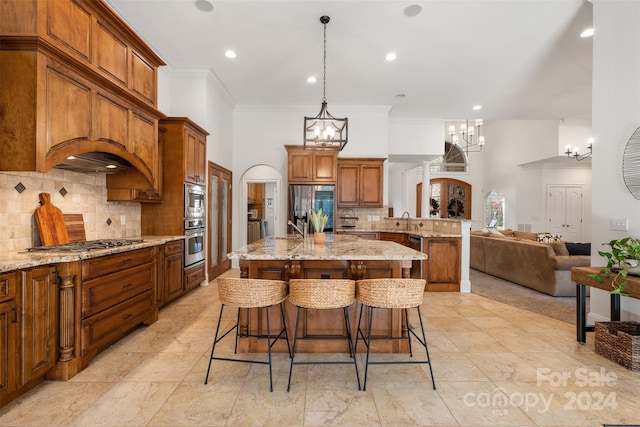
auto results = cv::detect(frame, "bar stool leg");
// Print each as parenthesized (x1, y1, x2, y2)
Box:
(287, 306, 302, 392)
(265, 306, 274, 392)
(205, 303, 226, 384)
(343, 306, 361, 390)
(404, 308, 414, 357)
(280, 302, 292, 358)
(417, 306, 436, 390)
(362, 306, 375, 391)
(234, 308, 240, 354)
(354, 303, 364, 355)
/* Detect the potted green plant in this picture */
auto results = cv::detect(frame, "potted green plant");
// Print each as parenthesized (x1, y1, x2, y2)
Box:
(587, 237, 640, 295)
(310, 208, 329, 244)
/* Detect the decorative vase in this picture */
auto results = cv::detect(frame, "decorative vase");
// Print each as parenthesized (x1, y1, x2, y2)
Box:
(313, 232, 326, 244)
(623, 259, 640, 276)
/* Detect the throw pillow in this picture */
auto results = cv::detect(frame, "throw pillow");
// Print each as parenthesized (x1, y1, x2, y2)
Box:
(501, 229, 515, 237)
(514, 231, 537, 241)
(488, 228, 505, 237)
(565, 242, 591, 256)
(537, 232, 562, 243)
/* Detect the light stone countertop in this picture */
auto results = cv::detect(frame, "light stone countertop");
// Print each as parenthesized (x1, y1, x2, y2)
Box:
(336, 229, 461, 238)
(229, 233, 428, 261)
(0, 235, 184, 273)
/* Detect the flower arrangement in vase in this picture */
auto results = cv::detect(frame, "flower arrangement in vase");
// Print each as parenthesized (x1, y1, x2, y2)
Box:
(310, 208, 329, 244)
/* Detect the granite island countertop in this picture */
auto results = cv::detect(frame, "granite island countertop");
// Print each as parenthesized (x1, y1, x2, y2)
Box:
(0, 235, 184, 273)
(228, 233, 428, 261)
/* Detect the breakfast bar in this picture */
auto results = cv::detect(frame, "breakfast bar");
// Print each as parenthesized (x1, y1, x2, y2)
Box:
(228, 233, 428, 353)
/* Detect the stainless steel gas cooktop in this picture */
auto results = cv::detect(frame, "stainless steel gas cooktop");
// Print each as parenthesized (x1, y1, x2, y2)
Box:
(28, 239, 144, 252)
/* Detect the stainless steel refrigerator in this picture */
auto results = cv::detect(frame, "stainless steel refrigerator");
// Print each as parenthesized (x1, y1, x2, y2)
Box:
(288, 185, 335, 233)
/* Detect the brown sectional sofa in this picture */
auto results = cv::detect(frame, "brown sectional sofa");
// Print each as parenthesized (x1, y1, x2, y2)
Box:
(470, 230, 591, 296)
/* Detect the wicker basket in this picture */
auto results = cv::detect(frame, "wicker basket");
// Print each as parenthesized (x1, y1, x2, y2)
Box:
(288, 279, 355, 309)
(594, 321, 640, 371)
(356, 278, 426, 309)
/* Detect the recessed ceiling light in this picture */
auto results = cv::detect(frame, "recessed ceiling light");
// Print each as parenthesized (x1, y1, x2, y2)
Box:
(385, 52, 397, 61)
(194, 0, 214, 13)
(580, 28, 594, 38)
(473, 105, 482, 111)
(106, 164, 117, 169)
(307, 76, 317, 83)
(224, 50, 237, 59)
(404, 4, 422, 17)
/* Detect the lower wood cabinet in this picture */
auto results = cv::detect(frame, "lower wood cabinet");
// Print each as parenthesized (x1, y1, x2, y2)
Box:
(0, 272, 18, 407)
(423, 237, 461, 291)
(184, 262, 206, 292)
(379, 232, 407, 245)
(163, 240, 185, 307)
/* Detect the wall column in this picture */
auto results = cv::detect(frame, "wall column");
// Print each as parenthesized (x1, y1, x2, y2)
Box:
(421, 161, 431, 217)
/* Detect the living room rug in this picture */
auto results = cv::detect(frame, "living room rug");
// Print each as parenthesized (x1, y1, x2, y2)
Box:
(470, 269, 587, 324)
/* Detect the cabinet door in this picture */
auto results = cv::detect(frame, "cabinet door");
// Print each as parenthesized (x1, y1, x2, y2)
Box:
(359, 163, 383, 207)
(0, 299, 18, 403)
(164, 252, 185, 304)
(313, 152, 337, 182)
(288, 151, 313, 182)
(185, 127, 207, 184)
(424, 238, 460, 292)
(20, 266, 57, 385)
(337, 164, 360, 206)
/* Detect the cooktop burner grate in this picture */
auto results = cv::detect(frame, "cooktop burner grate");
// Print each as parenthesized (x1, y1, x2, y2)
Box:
(28, 239, 144, 252)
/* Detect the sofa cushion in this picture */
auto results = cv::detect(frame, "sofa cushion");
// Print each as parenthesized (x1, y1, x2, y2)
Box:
(565, 242, 591, 256)
(487, 228, 506, 237)
(553, 255, 591, 270)
(500, 229, 515, 237)
(537, 232, 561, 243)
(547, 240, 569, 256)
(513, 231, 537, 241)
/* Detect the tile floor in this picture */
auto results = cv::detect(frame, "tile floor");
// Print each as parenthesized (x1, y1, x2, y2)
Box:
(1, 269, 639, 426)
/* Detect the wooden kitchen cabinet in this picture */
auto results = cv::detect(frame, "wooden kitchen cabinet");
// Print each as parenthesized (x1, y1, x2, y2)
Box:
(20, 266, 57, 386)
(163, 240, 185, 307)
(184, 262, 206, 292)
(0, 272, 18, 407)
(186, 126, 207, 185)
(158, 118, 208, 185)
(337, 158, 385, 207)
(0, 0, 164, 192)
(423, 237, 461, 292)
(379, 232, 407, 246)
(286, 145, 337, 183)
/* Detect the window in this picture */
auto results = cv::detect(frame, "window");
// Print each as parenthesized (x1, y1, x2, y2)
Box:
(429, 142, 467, 173)
(485, 192, 505, 229)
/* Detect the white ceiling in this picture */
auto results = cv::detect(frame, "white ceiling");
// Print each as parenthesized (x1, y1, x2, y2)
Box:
(106, 0, 592, 121)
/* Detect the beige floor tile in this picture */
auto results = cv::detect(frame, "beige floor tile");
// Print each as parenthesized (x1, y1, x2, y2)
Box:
(158, 330, 213, 354)
(224, 381, 306, 426)
(0, 381, 114, 426)
(107, 327, 176, 353)
(304, 381, 381, 426)
(147, 381, 242, 426)
(69, 381, 179, 426)
(470, 352, 540, 382)
(370, 381, 456, 426)
(68, 351, 151, 382)
(430, 351, 492, 382)
(124, 352, 202, 382)
(445, 331, 513, 353)
(436, 381, 536, 425)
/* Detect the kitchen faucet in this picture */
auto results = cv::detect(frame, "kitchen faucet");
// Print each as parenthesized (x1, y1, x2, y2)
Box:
(401, 211, 411, 230)
(287, 220, 307, 238)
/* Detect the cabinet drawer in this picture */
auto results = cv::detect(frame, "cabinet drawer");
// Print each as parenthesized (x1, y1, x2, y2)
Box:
(0, 272, 17, 303)
(83, 248, 155, 280)
(81, 291, 153, 356)
(82, 263, 154, 317)
(165, 240, 185, 256)
(184, 263, 205, 291)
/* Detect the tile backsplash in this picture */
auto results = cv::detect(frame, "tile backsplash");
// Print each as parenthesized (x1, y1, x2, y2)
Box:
(0, 169, 141, 251)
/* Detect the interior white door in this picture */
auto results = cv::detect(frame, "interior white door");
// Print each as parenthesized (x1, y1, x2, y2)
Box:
(547, 185, 583, 241)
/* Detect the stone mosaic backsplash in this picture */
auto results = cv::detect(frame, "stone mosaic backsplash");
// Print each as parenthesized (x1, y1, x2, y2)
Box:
(0, 169, 141, 252)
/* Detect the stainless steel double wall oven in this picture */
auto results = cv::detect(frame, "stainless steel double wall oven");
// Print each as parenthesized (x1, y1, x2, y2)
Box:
(184, 183, 205, 267)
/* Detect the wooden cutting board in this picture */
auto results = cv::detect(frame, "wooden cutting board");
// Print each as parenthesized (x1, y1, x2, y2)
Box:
(64, 214, 86, 243)
(35, 193, 69, 246)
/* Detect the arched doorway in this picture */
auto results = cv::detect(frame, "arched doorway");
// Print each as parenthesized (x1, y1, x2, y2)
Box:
(240, 165, 284, 245)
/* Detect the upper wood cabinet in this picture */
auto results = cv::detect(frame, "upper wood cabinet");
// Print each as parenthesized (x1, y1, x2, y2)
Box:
(285, 145, 337, 184)
(337, 158, 385, 207)
(0, 0, 165, 190)
(160, 118, 208, 185)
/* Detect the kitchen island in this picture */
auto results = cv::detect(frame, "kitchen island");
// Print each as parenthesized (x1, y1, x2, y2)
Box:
(228, 233, 427, 353)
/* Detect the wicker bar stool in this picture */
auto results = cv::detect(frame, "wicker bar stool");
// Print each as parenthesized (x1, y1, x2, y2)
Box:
(204, 277, 291, 392)
(355, 278, 435, 391)
(286, 279, 361, 392)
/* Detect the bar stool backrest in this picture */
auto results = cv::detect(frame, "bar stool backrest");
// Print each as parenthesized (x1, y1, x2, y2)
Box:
(217, 277, 288, 308)
(356, 278, 426, 309)
(288, 279, 356, 309)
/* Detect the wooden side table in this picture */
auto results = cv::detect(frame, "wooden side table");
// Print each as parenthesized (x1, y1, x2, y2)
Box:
(571, 267, 640, 344)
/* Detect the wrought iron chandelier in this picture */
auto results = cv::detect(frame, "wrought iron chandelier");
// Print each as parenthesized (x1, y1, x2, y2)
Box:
(303, 16, 348, 151)
(565, 139, 593, 161)
(448, 120, 485, 153)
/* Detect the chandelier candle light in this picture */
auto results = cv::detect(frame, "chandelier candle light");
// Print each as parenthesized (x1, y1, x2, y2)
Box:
(565, 138, 593, 161)
(303, 16, 348, 151)
(448, 119, 485, 153)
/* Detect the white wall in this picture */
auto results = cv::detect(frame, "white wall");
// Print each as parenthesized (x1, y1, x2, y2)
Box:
(590, 0, 640, 322)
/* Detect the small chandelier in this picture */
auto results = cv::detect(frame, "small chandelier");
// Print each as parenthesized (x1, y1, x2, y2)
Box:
(303, 16, 348, 151)
(565, 139, 593, 161)
(448, 120, 485, 153)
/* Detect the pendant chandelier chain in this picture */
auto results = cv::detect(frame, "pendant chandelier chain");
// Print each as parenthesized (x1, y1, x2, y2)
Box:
(322, 21, 327, 103)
